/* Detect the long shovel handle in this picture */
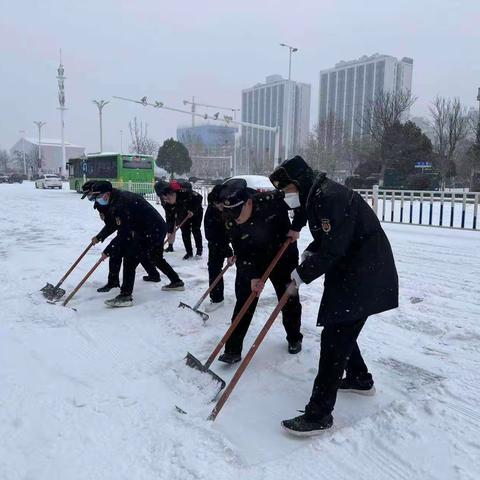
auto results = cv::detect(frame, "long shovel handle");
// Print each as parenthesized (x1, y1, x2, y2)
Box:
(204, 239, 292, 369)
(193, 262, 232, 310)
(54, 242, 94, 289)
(208, 285, 293, 421)
(163, 214, 191, 246)
(62, 257, 105, 307)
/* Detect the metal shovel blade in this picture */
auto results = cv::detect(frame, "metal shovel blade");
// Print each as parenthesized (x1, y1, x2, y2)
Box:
(178, 302, 209, 322)
(41, 283, 66, 301)
(185, 352, 226, 391)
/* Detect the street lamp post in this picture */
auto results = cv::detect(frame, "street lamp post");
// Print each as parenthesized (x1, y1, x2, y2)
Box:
(34, 121, 46, 174)
(280, 42, 298, 81)
(57, 49, 67, 177)
(19, 130, 26, 177)
(93, 100, 109, 152)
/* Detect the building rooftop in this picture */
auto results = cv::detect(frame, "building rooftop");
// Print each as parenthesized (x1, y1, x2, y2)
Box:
(25, 137, 84, 148)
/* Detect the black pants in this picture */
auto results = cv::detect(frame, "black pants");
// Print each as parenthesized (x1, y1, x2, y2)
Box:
(305, 317, 370, 419)
(225, 253, 302, 354)
(107, 253, 159, 285)
(181, 210, 203, 255)
(121, 241, 181, 296)
(208, 245, 226, 303)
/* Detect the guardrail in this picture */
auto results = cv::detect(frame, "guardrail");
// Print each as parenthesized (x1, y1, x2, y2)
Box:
(111, 181, 479, 231)
(357, 186, 479, 230)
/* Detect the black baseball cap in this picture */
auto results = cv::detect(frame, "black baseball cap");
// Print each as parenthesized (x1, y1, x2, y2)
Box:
(82, 180, 113, 200)
(81, 180, 96, 199)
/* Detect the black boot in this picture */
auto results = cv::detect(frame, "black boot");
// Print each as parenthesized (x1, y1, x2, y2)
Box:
(183, 253, 193, 260)
(97, 282, 120, 293)
(339, 373, 375, 395)
(288, 340, 302, 354)
(281, 413, 333, 437)
(195, 249, 203, 258)
(164, 244, 174, 253)
(143, 275, 161, 283)
(218, 352, 241, 364)
(161, 280, 185, 291)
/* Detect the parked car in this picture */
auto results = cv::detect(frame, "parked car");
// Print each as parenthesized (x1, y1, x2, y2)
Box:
(223, 174, 275, 192)
(35, 174, 63, 189)
(7, 173, 24, 184)
(0, 175, 9, 184)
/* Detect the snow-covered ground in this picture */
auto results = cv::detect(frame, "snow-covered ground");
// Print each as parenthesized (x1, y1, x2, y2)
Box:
(1, 182, 479, 480)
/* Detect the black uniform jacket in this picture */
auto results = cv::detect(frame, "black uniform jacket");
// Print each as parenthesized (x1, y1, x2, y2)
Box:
(297, 174, 399, 326)
(166, 190, 203, 233)
(226, 192, 298, 279)
(103, 189, 167, 257)
(204, 204, 233, 258)
(94, 203, 117, 242)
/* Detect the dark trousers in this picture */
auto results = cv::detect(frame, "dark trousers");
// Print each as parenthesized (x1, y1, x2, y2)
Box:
(181, 210, 203, 255)
(305, 317, 370, 419)
(208, 246, 225, 303)
(121, 241, 181, 296)
(107, 253, 159, 285)
(225, 254, 303, 354)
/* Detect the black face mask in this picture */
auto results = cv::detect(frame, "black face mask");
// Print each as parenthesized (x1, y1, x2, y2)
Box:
(222, 202, 244, 221)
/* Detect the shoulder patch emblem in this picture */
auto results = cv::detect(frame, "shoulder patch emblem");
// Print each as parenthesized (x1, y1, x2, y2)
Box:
(321, 218, 331, 233)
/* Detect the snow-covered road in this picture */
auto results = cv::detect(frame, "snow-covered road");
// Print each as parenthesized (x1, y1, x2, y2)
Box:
(1, 183, 479, 480)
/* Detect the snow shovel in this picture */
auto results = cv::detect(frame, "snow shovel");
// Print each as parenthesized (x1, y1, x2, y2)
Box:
(208, 283, 294, 421)
(61, 256, 106, 307)
(41, 241, 94, 301)
(163, 214, 192, 247)
(178, 261, 233, 322)
(184, 239, 292, 393)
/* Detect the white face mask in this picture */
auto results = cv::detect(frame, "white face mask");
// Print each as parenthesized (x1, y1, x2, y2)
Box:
(284, 192, 301, 209)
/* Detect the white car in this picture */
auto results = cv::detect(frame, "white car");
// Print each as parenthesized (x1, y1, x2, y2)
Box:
(223, 175, 274, 192)
(35, 174, 63, 189)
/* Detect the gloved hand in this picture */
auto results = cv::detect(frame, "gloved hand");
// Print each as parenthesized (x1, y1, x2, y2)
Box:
(287, 269, 304, 296)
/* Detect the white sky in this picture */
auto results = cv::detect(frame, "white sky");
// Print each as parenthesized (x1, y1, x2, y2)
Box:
(1, 0, 479, 153)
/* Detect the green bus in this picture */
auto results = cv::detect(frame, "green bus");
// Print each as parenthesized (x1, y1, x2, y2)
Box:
(68, 153, 155, 192)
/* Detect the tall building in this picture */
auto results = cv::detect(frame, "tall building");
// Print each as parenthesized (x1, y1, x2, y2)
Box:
(240, 74, 311, 174)
(319, 54, 413, 139)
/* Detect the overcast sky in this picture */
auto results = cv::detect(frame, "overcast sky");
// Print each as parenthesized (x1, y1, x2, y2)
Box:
(1, 0, 479, 153)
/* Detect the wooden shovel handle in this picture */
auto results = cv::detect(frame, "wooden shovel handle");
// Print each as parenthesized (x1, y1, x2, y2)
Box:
(55, 242, 94, 289)
(163, 214, 191, 246)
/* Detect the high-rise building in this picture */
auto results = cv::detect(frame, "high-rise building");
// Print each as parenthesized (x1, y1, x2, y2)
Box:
(240, 74, 311, 174)
(319, 54, 413, 139)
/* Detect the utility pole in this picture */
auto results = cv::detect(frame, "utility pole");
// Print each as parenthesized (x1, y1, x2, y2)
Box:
(34, 121, 46, 174)
(120, 129, 123, 154)
(182, 96, 196, 128)
(19, 130, 27, 177)
(57, 49, 67, 176)
(280, 43, 298, 160)
(93, 100, 109, 152)
(280, 42, 298, 81)
(472, 87, 480, 192)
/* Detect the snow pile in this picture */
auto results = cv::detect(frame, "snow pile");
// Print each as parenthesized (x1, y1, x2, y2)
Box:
(0, 183, 479, 480)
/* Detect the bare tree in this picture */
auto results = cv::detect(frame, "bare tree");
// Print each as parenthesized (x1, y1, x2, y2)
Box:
(362, 89, 417, 183)
(128, 117, 159, 155)
(304, 111, 344, 174)
(429, 96, 469, 183)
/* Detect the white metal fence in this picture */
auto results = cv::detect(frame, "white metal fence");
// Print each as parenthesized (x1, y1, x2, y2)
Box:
(112, 181, 479, 231)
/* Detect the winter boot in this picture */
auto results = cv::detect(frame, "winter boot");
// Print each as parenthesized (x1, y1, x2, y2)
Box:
(218, 352, 241, 364)
(195, 249, 203, 258)
(164, 244, 174, 253)
(161, 280, 185, 292)
(204, 300, 224, 313)
(143, 275, 161, 283)
(288, 340, 302, 354)
(97, 282, 120, 293)
(281, 413, 333, 437)
(339, 374, 375, 395)
(104, 293, 133, 308)
(183, 253, 193, 260)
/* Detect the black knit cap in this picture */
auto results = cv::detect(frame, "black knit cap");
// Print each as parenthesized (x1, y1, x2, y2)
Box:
(154, 180, 170, 197)
(269, 155, 315, 204)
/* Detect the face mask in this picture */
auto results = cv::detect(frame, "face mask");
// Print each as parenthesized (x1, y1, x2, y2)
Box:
(96, 196, 109, 206)
(284, 192, 301, 209)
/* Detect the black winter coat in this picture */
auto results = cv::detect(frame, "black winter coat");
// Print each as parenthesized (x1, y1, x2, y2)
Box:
(297, 174, 398, 326)
(103, 189, 167, 257)
(204, 204, 233, 258)
(94, 203, 117, 242)
(226, 192, 298, 279)
(165, 190, 203, 233)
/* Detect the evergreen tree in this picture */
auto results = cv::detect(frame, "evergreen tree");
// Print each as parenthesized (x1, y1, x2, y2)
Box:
(156, 138, 192, 178)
